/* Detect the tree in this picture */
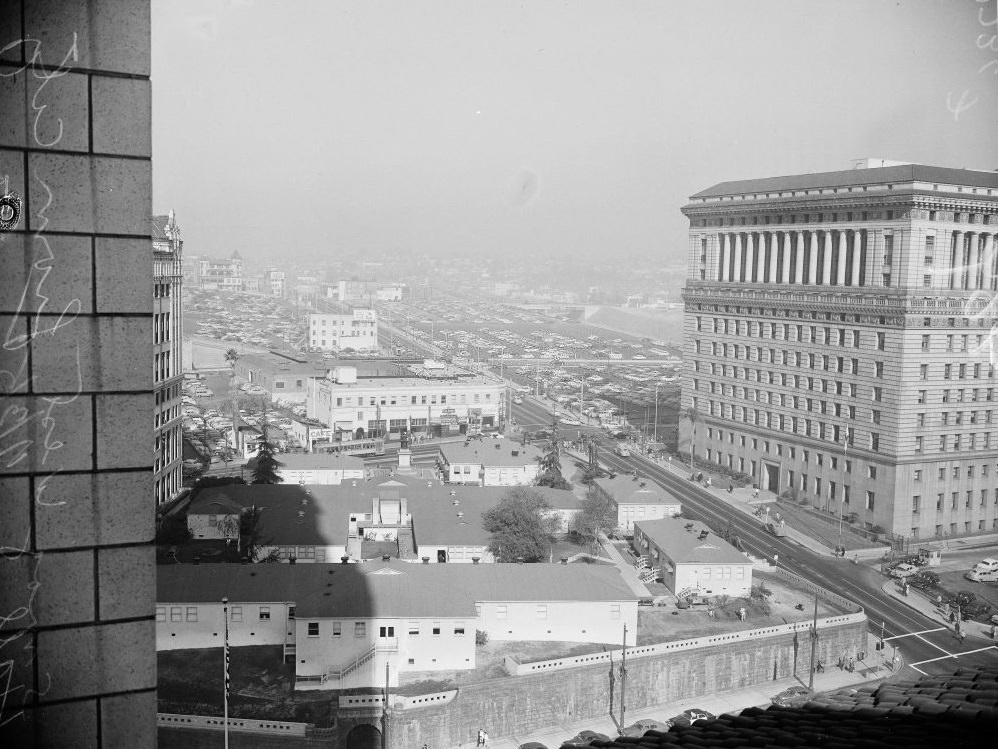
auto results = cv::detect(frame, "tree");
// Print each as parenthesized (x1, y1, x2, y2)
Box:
(251, 439, 284, 484)
(240, 505, 267, 561)
(482, 487, 560, 563)
(682, 405, 699, 471)
(224, 348, 240, 368)
(575, 491, 618, 553)
(535, 441, 570, 489)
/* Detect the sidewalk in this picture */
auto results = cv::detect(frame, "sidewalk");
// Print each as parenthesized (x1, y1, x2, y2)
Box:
(453, 632, 897, 749)
(637, 455, 891, 561)
(599, 539, 652, 598)
(881, 578, 998, 642)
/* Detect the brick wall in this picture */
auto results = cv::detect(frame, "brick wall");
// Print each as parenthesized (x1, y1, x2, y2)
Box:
(387, 619, 866, 749)
(0, 1, 157, 746)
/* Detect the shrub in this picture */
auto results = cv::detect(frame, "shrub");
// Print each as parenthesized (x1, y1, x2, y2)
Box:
(475, 629, 489, 646)
(750, 584, 772, 600)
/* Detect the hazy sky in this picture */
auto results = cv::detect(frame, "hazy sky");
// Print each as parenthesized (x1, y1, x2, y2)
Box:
(151, 0, 998, 266)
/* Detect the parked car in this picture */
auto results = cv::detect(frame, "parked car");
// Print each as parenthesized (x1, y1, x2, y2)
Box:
(890, 563, 919, 579)
(668, 708, 715, 727)
(619, 719, 671, 737)
(973, 558, 998, 573)
(966, 568, 998, 583)
(519, 743, 548, 749)
(561, 730, 610, 747)
(771, 685, 811, 708)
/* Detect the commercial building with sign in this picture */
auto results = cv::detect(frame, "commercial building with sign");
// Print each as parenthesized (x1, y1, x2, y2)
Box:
(306, 362, 505, 439)
(680, 161, 998, 543)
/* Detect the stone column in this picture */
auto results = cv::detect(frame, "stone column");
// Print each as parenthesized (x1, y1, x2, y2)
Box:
(768, 232, 779, 283)
(850, 230, 863, 286)
(721, 233, 731, 281)
(794, 232, 805, 283)
(757, 232, 768, 282)
(745, 233, 755, 283)
(836, 230, 848, 285)
(733, 233, 743, 282)
(808, 231, 819, 284)
(950, 230, 962, 290)
(821, 230, 833, 285)
(982, 233, 996, 291)
(780, 232, 791, 283)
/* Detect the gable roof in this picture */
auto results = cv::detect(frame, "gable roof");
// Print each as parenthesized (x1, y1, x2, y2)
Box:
(157, 559, 637, 618)
(634, 517, 747, 565)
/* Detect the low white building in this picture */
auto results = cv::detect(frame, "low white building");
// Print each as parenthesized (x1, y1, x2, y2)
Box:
(156, 559, 638, 689)
(633, 517, 752, 598)
(439, 441, 542, 486)
(589, 475, 682, 533)
(247, 451, 366, 485)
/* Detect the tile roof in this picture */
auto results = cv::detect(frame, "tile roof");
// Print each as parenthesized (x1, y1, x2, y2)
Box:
(690, 164, 998, 199)
(610, 666, 998, 747)
(634, 517, 747, 565)
(157, 559, 637, 618)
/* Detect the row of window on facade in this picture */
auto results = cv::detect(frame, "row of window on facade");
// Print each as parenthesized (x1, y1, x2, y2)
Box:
(332, 393, 491, 407)
(692, 304, 989, 332)
(911, 490, 998, 515)
(693, 207, 996, 228)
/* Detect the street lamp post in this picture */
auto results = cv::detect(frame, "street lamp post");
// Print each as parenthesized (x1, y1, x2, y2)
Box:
(653, 382, 660, 444)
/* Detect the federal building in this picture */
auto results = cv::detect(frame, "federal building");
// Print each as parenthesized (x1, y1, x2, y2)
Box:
(680, 160, 998, 543)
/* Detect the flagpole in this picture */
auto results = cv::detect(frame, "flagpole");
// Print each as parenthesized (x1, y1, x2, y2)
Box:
(223, 596, 230, 749)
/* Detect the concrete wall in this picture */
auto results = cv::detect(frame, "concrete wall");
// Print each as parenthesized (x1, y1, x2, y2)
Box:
(0, 2, 158, 745)
(387, 617, 867, 749)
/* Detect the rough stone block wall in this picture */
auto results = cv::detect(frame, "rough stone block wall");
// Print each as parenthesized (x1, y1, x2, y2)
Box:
(388, 620, 867, 749)
(0, 1, 157, 746)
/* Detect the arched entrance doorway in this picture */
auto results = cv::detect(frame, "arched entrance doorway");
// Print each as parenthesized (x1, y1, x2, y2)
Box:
(346, 723, 381, 749)
(355, 427, 366, 439)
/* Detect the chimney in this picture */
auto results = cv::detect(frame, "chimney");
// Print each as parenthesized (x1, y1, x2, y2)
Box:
(560, 556, 568, 564)
(340, 556, 350, 564)
(289, 556, 296, 564)
(516, 557, 524, 564)
(382, 554, 391, 562)
(472, 556, 480, 564)
(422, 557, 430, 564)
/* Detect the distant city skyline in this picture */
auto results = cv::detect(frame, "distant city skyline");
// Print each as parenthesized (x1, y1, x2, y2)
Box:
(152, 0, 998, 264)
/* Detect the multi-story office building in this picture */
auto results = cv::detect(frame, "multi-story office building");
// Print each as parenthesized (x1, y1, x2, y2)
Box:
(309, 309, 379, 351)
(153, 211, 185, 505)
(680, 162, 998, 543)
(306, 363, 505, 438)
(264, 268, 286, 296)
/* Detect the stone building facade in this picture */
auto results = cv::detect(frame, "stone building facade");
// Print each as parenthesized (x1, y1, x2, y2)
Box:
(680, 162, 998, 543)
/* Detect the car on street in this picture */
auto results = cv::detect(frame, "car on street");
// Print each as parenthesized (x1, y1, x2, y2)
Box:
(973, 558, 998, 573)
(561, 730, 610, 747)
(770, 685, 811, 708)
(519, 743, 548, 749)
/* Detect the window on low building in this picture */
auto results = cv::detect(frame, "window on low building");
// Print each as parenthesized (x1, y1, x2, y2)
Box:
(259, 607, 271, 621)
(307, 622, 319, 637)
(355, 622, 366, 637)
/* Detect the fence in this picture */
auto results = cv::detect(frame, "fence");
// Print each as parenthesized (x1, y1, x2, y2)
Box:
(503, 610, 866, 676)
(769, 566, 864, 614)
(338, 690, 457, 710)
(157, 713, 307, 736)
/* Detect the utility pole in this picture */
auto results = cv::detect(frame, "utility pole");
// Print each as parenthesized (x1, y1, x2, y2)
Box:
(619, 623, 628, 729)
(807, 592, 818, 695)
(381, 661, 389, 749)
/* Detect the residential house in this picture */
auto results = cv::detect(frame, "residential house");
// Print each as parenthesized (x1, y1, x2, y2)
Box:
(439, 441, 542, 486)
(589, 474, 682, 533)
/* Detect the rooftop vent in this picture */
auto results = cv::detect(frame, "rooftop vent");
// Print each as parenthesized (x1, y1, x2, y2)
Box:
(511, 450, 519, 457)
(495, 443, 501, 449)
(457, 511, 464, 518)
(382, 554, 392, 561)
(450, 490, 456, 496)
(422, 557, 430, 564)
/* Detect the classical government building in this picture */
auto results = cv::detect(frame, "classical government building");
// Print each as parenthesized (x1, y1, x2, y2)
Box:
(680, 161, 998, 543)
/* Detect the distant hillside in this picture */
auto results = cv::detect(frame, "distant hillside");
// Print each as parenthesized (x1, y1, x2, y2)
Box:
(583, 306, 685, 344)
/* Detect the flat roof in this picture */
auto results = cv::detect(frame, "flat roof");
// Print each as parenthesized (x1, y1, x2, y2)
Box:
(634, 517, 747, 565)
(690, 164, 998, 200)
(441, 441, 542, 467)
(157, 559, 637, 618)
(593, 475, 682, 506)
(247, 452, 366, 471)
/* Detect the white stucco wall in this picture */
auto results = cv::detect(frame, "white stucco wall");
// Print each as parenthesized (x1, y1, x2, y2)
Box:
(156, 601, 293, 650)
(477, 600, 637, 645)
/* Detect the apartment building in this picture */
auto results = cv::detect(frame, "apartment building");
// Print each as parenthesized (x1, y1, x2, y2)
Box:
(680, 162, 998, 542)
(195, 250, 244, 290)
(309, 309, 378, 352)
(153, 211, 184, 505)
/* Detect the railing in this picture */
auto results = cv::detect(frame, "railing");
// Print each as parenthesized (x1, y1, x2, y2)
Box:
(337, 690, 458, 710)
(504, 610, 866, 676)
(330, 644, 377, 680)
(157, 713, 307, 736)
